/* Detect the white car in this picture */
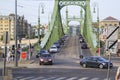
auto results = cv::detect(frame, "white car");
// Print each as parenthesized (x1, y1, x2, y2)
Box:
(49, 45, 58, 53)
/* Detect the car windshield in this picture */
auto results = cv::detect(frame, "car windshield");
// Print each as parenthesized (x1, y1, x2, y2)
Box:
(54, 42, 59, 44)
(51, 46, 56, 48)
(39, 50, 48, 53)
(97, 57, 108, 61)
(41, 54, 51, 57)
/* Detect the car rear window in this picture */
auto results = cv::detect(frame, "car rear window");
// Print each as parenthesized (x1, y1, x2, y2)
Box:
(41, 54, 51, 57)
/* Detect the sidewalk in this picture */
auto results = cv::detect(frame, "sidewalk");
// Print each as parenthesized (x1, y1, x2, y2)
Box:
(0, 59, 35, 69)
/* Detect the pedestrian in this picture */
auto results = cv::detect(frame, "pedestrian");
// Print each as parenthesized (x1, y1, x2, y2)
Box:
(11, 51, 14, 61)
(30, 46, 34, 57)
(115, 67, 120, 80)
(7, 49, 11, 63)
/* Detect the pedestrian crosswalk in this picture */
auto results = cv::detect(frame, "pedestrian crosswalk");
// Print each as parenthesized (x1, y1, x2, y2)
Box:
(13, 76, 109, 80)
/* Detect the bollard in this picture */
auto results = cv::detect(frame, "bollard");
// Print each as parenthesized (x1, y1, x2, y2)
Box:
(2, 67, 13, 80)
(79, 55, 83, 59)
(7, 67, 13, 80)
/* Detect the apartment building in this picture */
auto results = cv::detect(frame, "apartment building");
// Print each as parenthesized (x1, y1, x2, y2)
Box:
(99, 16, 120, 54)
(99, 16, 119, 42)
(0, 14, 31, 41)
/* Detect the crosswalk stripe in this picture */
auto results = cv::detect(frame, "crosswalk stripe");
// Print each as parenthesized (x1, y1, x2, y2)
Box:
(66, 77, 78, 80)
(14, 76, 26, 80)
(14, 76, 109, 80)
(19, 76, 33, 80)
(42, 77, 56, 80)
(78, 77, 89, 80)
(90, 78, 99, 80)
(54, 77, 66, 80)
(30, 77, 45, 80)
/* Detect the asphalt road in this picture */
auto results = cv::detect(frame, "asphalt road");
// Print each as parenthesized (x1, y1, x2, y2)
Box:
(0, 35, 119, 80)
(12, 67, 117, 80)
(11, 35, 118, 80)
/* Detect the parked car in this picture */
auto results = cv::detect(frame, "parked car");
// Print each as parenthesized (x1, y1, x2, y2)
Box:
(81, 43, 88, 49)
(39, 53, 53, 65)
(53, 41, 61, 48)
(36, 50, 48, 58)
(80, 56, 113, 69)
(48, 45, 58, 53)
(79, 38, 85, 43)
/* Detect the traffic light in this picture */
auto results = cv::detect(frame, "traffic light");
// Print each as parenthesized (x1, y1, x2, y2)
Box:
(12, 45, 15, 54)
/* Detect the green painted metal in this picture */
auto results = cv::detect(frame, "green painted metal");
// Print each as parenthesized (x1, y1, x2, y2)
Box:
(40, 0, 97, 54)
(83, 0, 97, 53)
(41, 0, 64, 50)
(80, 8, 84, 34)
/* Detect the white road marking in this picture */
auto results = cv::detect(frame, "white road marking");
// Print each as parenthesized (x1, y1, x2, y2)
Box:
(54, 77, 66, 80)
(30, 77, 44, 80)
(78, 77, 89, 80)
(42, 77, 56, 80)
(90, 78, 99, 80)
(66, 77, 78, 80)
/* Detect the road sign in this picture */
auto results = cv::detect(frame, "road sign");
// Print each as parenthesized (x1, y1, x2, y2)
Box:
(21, 52, 27, 60)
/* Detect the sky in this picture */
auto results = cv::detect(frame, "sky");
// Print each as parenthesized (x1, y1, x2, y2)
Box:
(0, 0, 120, 25)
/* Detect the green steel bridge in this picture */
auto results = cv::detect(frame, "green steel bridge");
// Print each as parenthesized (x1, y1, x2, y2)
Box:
(40, 0, 98, 54)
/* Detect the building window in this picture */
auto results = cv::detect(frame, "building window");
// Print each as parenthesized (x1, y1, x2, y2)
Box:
(105, 24, 107, 26)
(109, 24, 112, 26)
(114, 24, 117, 26)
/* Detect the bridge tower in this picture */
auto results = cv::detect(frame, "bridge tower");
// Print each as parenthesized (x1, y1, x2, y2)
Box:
(41, 0, 97, 53)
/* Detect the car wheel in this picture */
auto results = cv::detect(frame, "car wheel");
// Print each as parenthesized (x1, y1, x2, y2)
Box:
(50, 62, 53, 65)
(82, 63, 87, 68)
(99, 64, 104, 69)
(39, 62, 42, 65)
(51, 63, 53, 65)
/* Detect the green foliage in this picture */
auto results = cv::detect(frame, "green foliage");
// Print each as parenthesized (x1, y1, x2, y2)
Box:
(100, 40, 105, 47)
(0, 35, 3, 41)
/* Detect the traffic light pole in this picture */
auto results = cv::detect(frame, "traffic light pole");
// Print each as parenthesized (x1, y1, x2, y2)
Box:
(15, 0, 18, 67)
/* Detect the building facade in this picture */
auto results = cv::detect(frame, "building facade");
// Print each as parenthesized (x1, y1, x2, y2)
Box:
(0, 14, 31, 41)
(99, 16, 120, 54)
(99, 16, 120, 42)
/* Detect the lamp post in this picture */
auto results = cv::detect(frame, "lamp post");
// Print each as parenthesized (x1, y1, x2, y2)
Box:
(93, 2, 100, 56)
(38, 3, 44, 47)
(28, 24, 31, 60)
(15, 0, 18, 67)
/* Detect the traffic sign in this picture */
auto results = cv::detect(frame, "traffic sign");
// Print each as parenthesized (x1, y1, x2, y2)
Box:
(21, 52, 27, 60)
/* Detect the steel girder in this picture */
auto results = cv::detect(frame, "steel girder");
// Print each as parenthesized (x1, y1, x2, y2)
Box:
(41, 0, 64, 50)
(83, 0, 97, 53)
(41, 0, 97, 53)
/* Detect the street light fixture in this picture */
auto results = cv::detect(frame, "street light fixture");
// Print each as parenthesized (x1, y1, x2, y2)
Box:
(38, 3, 44, 47)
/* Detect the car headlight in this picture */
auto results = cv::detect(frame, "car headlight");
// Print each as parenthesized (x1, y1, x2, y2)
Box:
(102, 63, 106, 65)
(40, 59, 44, 61)
(49, 59, 52, 61)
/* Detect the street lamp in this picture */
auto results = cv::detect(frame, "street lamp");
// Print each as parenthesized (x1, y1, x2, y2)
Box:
(38, 3, 44, 47)
(93, 2, 100, 56)
(15, 0, 18, 67)
(28, 24, 31, 60)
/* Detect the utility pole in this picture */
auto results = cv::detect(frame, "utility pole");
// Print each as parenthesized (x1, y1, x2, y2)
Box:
(38, 3, 44, 47)
(15, 0, 18, 67)
(28, 25, 31, 60)
(38, 4, 40, 47)
(97, 4, 100, 56)
(93, 2, 100, 56)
